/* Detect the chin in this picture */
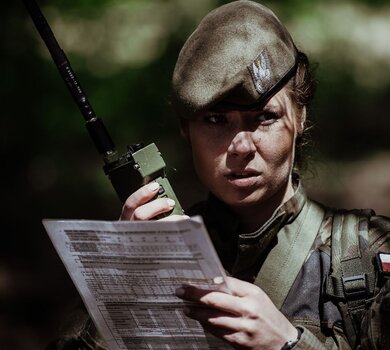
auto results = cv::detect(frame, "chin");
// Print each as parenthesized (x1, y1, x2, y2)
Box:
(220, 188, 269, 208)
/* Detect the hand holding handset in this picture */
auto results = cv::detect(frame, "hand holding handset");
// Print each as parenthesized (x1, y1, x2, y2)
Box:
(23, 0, 183, 216)
(105, 143, 183, 216)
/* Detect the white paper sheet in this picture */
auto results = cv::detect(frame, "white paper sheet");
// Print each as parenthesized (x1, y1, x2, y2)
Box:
(43, 217, 232, 350)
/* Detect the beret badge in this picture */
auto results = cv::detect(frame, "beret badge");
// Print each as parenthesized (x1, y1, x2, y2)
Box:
(248, 50, 271, 94)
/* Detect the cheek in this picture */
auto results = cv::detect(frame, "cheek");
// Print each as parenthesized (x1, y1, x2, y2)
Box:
(260, 128, 296, 170)
(191, 144, 209, 173)
(188, 129, 220, 177)
(188, 129, 234, 191)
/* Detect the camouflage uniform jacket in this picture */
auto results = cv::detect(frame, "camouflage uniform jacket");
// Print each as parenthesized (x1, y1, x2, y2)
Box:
(190, 183, 390, 349)
(48, 184, 390, 350)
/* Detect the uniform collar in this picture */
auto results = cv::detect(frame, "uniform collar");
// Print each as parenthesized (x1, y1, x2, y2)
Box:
(204, 180, 307, 237)
(202, 180, 307, 275)
(238, 181, 307, 242)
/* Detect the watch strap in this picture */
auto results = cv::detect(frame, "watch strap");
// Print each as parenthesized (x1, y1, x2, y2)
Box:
(281, 327, 302, 350)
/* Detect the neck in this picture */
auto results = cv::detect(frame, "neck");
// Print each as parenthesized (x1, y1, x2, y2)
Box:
(232, 177, 295, 233)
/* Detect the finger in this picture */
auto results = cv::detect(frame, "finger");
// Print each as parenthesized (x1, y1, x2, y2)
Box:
(200, 325, 245, 349)
(175, 277, 231, 300)
(177, 285, 265, 318)
(120, 182, 160, 220)
(176, 285, 215, 302)
(159, 214, 190, 222)
(132, 198, 176, 220)
(224, 276, 264, 297)
(184, 306, 239, 331)
(176, 286, 241, 315)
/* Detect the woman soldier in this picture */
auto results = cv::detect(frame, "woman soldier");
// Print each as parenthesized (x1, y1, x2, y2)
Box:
(119, 1, 389, 349)
(50, 1, 389, 349)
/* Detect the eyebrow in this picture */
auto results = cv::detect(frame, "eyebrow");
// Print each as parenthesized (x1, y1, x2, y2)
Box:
(262, 104, 283, 113)
(205, 97, 285, 115)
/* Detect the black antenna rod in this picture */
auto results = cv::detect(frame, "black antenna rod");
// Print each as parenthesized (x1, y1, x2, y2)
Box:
(23, 0, 117, 156)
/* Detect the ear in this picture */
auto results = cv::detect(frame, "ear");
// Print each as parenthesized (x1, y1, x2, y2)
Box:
(297, 106, 306, 135)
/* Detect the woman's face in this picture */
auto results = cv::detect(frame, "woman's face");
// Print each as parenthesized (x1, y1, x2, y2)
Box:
(184, 87, 302, 212)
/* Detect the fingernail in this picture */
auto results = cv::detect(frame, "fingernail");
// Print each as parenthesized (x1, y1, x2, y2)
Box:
(167, 199, 175, 207)
(175, 287, 185, 297)
(149, 182, 160, 191)
(213, 276, 224, 285)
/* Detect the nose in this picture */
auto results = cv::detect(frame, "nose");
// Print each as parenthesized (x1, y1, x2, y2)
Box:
(227, 131, 257, 157)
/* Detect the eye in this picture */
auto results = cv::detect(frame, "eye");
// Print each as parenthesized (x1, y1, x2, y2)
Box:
(203, 114, 228, 125)
(255, 111, 280, 125)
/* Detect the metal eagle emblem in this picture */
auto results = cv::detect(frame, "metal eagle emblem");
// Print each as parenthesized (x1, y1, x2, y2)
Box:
(248, 50, 271, 94)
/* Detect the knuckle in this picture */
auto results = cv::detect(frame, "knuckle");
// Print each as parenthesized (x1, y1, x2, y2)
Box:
(240, 300, 259, 319)
(240, 319, 257, 335)
(246, 308, 259, 320)
(123, 203, 136, 214)
(123, 198, 137, 212)
(244, 307, 259, 320)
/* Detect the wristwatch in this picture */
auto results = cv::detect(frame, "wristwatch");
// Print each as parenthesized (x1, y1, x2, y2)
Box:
(280, 327, 302, 350)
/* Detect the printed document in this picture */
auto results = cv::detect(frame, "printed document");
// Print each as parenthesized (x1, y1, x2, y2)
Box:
(43, 217, 232, 350)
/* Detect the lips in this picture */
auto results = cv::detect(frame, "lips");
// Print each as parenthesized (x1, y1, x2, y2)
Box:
(226, 169, 261, 178)
(229, 172, 257, 179)
(225, 169, 262, 187)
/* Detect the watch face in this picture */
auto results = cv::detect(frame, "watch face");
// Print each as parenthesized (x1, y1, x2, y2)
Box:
(281, 340, 298, 350)
(281, 339, 299, 350)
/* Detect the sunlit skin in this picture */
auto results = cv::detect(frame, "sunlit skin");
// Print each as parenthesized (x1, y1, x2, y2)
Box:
(176, 276, 299, 350)
(120, 87, 304, 349)
(182, 87, 303, 232)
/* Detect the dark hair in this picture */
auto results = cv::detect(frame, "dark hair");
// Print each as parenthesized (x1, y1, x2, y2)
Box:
(286, 51, 317, 173)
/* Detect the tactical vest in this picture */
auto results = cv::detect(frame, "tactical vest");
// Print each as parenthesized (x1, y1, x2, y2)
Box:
(255, 201, 378, 349)
(325, 209, 376, 349)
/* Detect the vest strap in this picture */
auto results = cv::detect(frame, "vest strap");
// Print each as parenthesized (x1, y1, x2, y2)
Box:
(325, 210, 375, 348)
(254, 200, 325, 309)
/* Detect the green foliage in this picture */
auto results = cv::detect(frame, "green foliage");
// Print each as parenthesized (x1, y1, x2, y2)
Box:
(2, 1, 388, 217)
(1, 1, 389, 348)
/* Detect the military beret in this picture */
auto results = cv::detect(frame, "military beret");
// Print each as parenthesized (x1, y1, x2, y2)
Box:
(171, 0, 298, 118)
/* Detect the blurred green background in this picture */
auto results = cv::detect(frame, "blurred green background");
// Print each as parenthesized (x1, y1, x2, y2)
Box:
(1, 0, 389, 349)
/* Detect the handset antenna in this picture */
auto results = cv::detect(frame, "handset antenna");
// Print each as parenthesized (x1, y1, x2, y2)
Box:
(23, 0, 116, 158)
(23, 0, 184, 214)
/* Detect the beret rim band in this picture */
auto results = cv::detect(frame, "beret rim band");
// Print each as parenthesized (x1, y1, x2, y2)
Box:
(179, 53, 298, 119)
